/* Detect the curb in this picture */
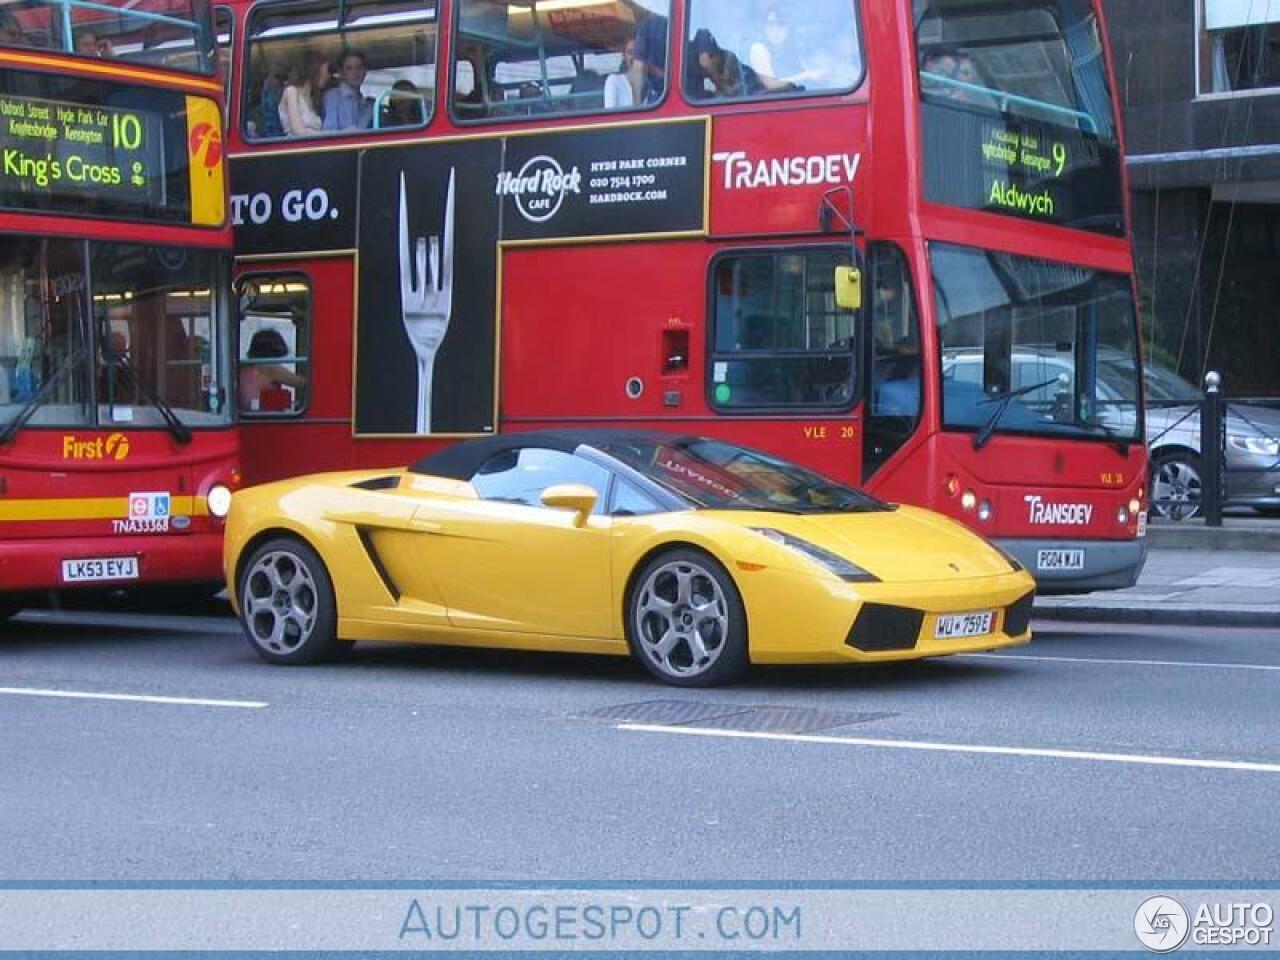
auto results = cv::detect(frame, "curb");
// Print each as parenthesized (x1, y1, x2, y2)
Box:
(1035, 602, 1280, 628)
(1146, 523, 1280, 552)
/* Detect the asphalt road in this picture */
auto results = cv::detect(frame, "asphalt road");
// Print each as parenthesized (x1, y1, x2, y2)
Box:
(2, 607, 1278, 882)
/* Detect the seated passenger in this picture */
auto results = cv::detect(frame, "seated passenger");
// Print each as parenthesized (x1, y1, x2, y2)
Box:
(454, 46, 489, 116)
(279, 50, 328, 137)
(381, 79, 424, 127)
(748, 6, 820, 89)
(633, 13, 668, 102)
(920, 48, 958, 97)
(323, 50, 373, 131)
(256, 71, 286, 139)
(239, 330, 305, 413)
(75, 28, 113, 58)
(604, 37, 645, 108)
(688, 29, 761, 99)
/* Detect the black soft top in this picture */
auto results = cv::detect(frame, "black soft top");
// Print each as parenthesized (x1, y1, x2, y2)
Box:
(409, 429, 690, 480)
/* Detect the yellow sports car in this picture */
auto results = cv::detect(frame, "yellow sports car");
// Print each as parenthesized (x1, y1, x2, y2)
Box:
(224, 431, 1035, 686)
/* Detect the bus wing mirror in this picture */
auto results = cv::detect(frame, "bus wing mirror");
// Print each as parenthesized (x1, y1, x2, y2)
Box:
(835, 266, 863, 311)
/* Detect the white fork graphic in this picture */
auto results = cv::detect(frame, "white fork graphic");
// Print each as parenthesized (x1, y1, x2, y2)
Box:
(398, 168, 456, 435)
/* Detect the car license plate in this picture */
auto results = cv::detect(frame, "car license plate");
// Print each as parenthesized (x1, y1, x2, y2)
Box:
(1037, 549, 1085, 572)
(60, 557, 139, 583)
(935, 611, 995, 640)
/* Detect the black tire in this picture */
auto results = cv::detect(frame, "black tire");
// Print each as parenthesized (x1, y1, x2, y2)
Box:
(1150, 449, 1204, 522)
(236, 536, 351, 665)
(625, 547, 748, 687)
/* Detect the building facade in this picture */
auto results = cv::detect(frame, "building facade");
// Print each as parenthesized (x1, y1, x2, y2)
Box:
(1106, 0, 1280, 396)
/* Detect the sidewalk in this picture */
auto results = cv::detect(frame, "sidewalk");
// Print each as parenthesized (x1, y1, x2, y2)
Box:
(1035, 548, 1280, 627)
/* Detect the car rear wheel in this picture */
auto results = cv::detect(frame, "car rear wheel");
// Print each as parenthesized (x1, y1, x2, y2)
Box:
(238, 537, 350, 665)
(1151, 450, 1203, 522)
(627, 549, 748, 687)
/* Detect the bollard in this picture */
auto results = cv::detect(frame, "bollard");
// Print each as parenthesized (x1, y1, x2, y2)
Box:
(1202, 370, 1223, 527)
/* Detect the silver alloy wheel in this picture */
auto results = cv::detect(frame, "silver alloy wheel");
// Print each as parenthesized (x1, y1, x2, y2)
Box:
(1152, 457, 1203, 521)
(634, 559, 730, 680)
(243, 550, 319, 655)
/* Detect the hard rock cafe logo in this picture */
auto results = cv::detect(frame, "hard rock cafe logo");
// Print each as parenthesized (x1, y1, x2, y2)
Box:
(62, 432, 131, 461)
(495, 155, 582, 223)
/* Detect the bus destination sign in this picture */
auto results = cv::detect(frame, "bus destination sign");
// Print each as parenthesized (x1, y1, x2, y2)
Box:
(0, 92, 164, 208)
(922, 104, 1124, 236)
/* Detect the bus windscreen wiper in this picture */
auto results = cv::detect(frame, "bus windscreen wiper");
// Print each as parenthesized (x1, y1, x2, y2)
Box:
(972, 377, 1062, 451)
(108, 353, 192, 445)
(0, 344, 88, 445)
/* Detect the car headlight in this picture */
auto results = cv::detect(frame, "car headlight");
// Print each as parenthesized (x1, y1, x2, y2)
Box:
(1228, 435, 1280, 457)
(751, 528, 880, 582)
(207, 484, 233, 518)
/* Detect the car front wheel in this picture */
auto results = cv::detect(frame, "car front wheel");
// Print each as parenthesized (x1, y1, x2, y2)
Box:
(627, 548, 748, 687)
(237, 537, 350, 665)
(1151, 450, 1204, 522)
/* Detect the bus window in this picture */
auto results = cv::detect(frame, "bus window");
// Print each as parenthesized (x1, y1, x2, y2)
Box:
(452, 0, 671, 122)
(236, 276, 310, 416)
(0, 0, 215, 73)
(215, 6, 234, 108)
(708, 250, 857, 411)
(914, 0, 1124, 234)
(684, 0, 862, 103)
(0, 239, 92, 426)
(864, 244, 922, 479)
(244, 0, 437, 141)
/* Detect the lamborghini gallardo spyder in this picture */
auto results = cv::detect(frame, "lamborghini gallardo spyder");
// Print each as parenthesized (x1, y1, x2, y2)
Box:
(224, 431, 1035, 686)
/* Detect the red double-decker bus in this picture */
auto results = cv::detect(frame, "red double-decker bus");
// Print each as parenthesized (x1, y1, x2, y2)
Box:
(0, 0, 238, 619)
(222, 0, 1146, 593)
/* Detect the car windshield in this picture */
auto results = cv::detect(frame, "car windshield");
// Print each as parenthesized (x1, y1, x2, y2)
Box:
(594, 436, 886, 514)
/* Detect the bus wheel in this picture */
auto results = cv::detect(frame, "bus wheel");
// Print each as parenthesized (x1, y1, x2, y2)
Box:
(626, 548, 748, 687)
(238, 537, 351, 665)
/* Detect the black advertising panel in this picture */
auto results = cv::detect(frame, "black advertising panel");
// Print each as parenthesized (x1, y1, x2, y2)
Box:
(922, 104, 1124, 236)
(498, 120, 706, 242)
(229, 151, 358, 256)
(355, 140, 504, 437)
(351, 121, 707, 437)
(0, 69, 201, 224)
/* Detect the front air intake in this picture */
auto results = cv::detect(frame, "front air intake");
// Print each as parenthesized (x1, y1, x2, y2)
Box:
(846, 604, 924, 652)
(1003, 591, 1036, 637)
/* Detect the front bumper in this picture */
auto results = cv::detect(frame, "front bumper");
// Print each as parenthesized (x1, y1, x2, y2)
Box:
(745, 570, 1035, 665)
(996, 536, 1148, 595)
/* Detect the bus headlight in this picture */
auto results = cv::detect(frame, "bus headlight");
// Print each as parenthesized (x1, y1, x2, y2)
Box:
(207, 484, 233, 518)
(961, 490, 978, 512)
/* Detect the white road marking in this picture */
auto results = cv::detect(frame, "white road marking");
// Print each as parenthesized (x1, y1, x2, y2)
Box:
(618, 723, 1280, 774)
(961, 652, 1280, 673)
(0, 686, 267, 709)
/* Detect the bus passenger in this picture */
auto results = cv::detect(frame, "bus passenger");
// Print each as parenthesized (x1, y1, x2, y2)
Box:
(748, 6, 818, 88)
(688, 29, 760, 99)
(279, 50, 327, 137)
(633, 14, 668, 102)
(604, 37, 645, 108)
(239, 330, 304, 412)
(75, 28, 113, 58)
(323, 50, 373, 131)
(382, 79, 424, 127)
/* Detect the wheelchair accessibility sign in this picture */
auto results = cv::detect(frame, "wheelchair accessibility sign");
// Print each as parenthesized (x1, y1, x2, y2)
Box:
(128, 492, 171, 521)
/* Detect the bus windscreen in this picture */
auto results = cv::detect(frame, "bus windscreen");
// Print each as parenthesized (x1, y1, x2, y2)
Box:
(0, 69, 224, 226)
(914, 0, 1124, 235)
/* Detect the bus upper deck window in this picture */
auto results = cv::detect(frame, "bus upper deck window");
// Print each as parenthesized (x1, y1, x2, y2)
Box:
(451, 0, 672, 123)
(684, 0, 862, 104)
(244, 0, 438, 142)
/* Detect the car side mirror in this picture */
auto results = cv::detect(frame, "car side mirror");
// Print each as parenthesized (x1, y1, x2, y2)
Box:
(541, 484, 597, 525)
(834, 265, 863, 310)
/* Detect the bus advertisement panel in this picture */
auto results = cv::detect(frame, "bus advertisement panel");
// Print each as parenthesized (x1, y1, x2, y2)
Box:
(0, 37, 236, 619)
(224, 0, 1145, 594)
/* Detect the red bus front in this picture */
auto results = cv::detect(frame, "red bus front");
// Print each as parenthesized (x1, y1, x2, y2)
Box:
(223, 0, 1144, 594)
(1, 3, 238, 615)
